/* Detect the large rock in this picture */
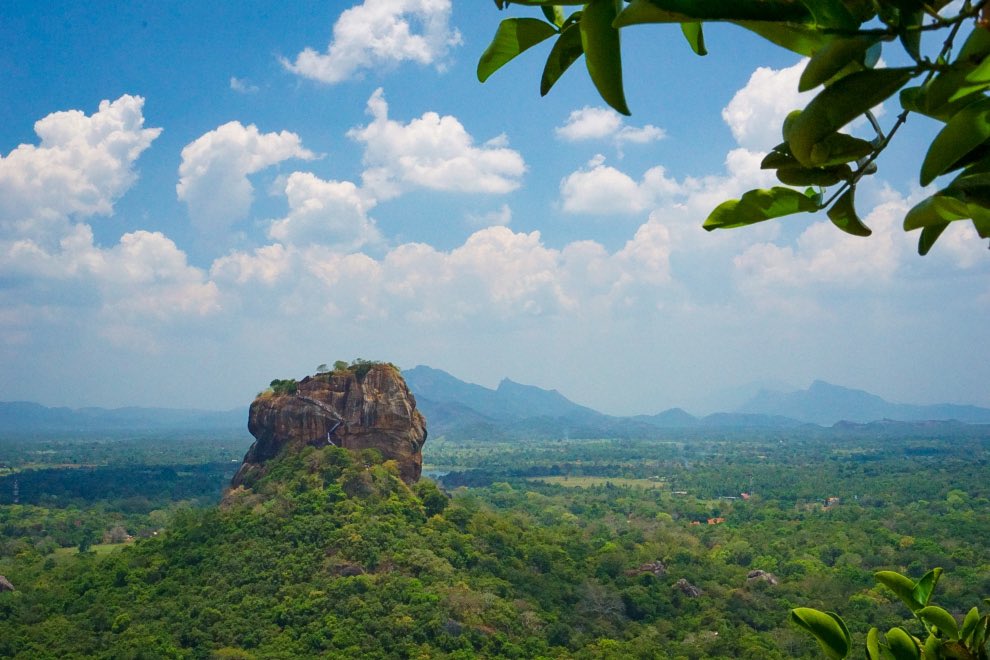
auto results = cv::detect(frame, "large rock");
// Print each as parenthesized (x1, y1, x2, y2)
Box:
(231, 364, 427, 488)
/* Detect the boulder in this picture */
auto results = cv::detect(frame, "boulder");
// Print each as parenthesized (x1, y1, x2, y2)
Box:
(674, 578, 702, 597)
(231, 364, 427, 488)
(746, 569, 779, 586)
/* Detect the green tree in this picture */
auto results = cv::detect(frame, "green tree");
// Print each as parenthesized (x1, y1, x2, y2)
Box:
(481, 0, 990, 255)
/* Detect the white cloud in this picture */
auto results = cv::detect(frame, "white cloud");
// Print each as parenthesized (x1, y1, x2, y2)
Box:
(0, 95, 161, 244)
(0, 224, 219, 322)
(560, 154, 681, 214)
(267, 171, 382, 249)
(208, 214, 678, 329)
(230, 77, 259, 94)
(282, 0, 462, 84)
(929, 221, 989, 268)
(466, 203, 512, 228)
(722, 60, 811, 151)
(556, 106, 665, 147)
(733, 197, 908, 293)
(176, 121, 315, 236)
(347, 88, 526, 199)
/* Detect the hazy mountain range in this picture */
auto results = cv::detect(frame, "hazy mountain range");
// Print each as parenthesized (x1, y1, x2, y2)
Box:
(2, 366, 988, 437)
(401, 366, 990, 439)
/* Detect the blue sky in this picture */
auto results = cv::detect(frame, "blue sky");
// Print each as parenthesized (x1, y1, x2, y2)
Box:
(1, 1, 987, 415)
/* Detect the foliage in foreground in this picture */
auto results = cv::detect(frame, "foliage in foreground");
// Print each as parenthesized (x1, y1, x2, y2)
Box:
(793, 568, 990, 659)
(482, 0, 990, 255)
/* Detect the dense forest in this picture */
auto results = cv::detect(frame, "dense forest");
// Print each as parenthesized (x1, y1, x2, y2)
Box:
(1, 425, 988, 658)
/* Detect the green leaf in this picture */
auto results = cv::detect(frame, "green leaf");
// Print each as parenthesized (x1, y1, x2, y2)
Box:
(903, 194, 968, 231)
(828, 187, 871, 236)
(788, 67, 914, 167)
(799, 36, 883, 92)
(885, 627, 921, 660)
(680, 22, 707, 55)
(809, 132, 874, 167)
(920, 98, 990, 186)
(876, 571, 921, 612)
(900, 85, 985, 123)
(912, 568, 943, 608)
(798, 0, 858, 30)
(762, 144, 798, 169)
(918, 223, 949, 255)
(613, 0, 689, 26)
(541, 22, 584, 95)
(776, 164, 851, 186)
(614, 0, 810, 23)
(789, 608, 852, 660)
(866, 627, 884, 660)
(541, 5, 566, 26)
(961, 607, 981, 645)
(704, 187, 821, 230)
(734, 20, 829, 57)
(478, 18, 558, 83)
(922, 634, 941, 660)
(580, 0, 630, 115)
(898, 11, 923, 62)
(918, 605, 959, 641)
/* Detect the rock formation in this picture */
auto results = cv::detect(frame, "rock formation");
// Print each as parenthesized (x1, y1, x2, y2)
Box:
(0, 575, 13, 592)
(231, 364, 427, 488)
(746, 569, 779, 586)
(674, 578, 703, 597)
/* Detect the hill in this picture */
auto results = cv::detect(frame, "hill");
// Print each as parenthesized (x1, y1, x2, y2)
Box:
(738, 380, 990, 426)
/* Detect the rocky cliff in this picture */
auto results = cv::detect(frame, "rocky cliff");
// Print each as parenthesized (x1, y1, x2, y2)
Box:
(231, 364, 427, 488)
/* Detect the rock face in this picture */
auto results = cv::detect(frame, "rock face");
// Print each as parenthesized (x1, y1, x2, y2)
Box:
(674, 578, 703, 597)
(231, 364, 427, 488)
(746, 569, 779, 586)
(0, 575, 13, 592)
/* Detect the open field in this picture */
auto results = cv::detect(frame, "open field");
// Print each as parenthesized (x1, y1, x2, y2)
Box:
(526, 475, 667, 489)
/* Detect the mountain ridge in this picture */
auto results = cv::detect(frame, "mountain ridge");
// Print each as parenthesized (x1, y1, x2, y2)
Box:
(4, 367, 989, 437)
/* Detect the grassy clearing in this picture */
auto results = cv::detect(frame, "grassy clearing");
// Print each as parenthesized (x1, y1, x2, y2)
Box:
(526, 476, 667, 489)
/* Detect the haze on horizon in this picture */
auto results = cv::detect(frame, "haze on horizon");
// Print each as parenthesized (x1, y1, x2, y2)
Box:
(0, 2, 987, 417)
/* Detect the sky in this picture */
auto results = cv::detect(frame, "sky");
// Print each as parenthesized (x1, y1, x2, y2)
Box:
(0, 1, 987, 416)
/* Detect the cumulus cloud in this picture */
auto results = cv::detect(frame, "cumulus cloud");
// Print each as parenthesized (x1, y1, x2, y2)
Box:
(267, 171, 382, 249)
(347, 88, 526, 199)
(560, 155, 681, 214)
(556, 106, 665, 147)
(722, 60, 811, 151)
(0, 224, 218, 322)
(176, 121, 315, 236)
(733, 197, 908, 293)
(0, 95, 222, 354)
(0, 95, 161, 244)
(209, 215, 676, 327)
(282, 0, 462, 84)
(466, 203, 512, 228)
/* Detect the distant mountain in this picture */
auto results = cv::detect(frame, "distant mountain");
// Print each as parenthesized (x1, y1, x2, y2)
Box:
(404, 365, 600, 422)
(738, 380, 990, 426)
(6, 370, 986, 439)
(404, 366, 818, 439)
(0, 401, 245, 434)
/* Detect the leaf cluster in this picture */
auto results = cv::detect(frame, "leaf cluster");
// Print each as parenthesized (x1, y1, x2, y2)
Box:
(481, 0, 990, 255)
(793, 567, 990, 659)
